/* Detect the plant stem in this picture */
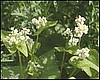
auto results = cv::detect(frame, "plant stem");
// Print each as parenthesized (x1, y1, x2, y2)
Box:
(60, 52, 66, 74)
(79, 37, 81, 49)
(68, 68, 76, 78)
(36, 35, 39, 42)
(60, 35, 70, 74)
(18, 51, 24, 78)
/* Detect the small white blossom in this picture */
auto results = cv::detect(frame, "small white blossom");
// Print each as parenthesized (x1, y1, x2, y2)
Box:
(14, 29, 18, 34)
(5, 28, 32, 45)
(76, 47, 90, 58)
(75, 15, 85, 26)
(32, 16, 47, 29)
(20, 36, 25, 40)
(74, 27, 83, 38)
(11, 27, 14, 31)
(68, 36, 79, 46)
(62, 28, 72, 36)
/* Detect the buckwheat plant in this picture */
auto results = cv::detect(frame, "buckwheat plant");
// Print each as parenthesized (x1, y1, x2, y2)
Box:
(55, 15, 99, 79)
(2, 27, 34, 78)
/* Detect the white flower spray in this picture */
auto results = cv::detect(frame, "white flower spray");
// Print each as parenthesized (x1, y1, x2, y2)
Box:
(32, 16, 47, 29)
(5, 27, 32, 46)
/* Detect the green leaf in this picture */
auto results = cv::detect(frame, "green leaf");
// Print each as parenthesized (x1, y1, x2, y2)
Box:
(34, 21, 57, 36)
(16, 41, 28, 57)
(11, 13, 28, 18)
(39, 50, 60, 79)
(67, 46, 79, 55)
(1, 30, 17, 54)
(82, 67, 92, 77)
(69, 56, 99, 77)
(31, 41, 41, 55)
(1, 30, 9, 41)
(54, 47, 73, 54)
(87, 49, 99, 66)
(7, 46, 17, 54)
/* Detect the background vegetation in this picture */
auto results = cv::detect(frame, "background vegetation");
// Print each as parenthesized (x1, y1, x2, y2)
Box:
(1, 1, 99, 79)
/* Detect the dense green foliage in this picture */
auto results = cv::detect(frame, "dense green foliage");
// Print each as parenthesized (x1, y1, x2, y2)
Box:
(1, 1, 99, 79)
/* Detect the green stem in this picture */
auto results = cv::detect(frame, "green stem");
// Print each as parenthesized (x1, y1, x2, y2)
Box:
(68, 68, 76, 78)
(36, 35, 39, 42)
(18, 51, 24, 78)
(60, 35, 70, 74)
(60, 52, 66, 74)
(79, 37, 81, 49)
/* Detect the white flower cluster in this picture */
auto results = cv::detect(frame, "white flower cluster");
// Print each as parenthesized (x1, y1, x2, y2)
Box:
(61, 15, 89, 46)
(27, 60, 43, 75)
(5, 27, 32, 46)
(62, 28, 72, 36)
(76, 47, 90, 59)
(68, 36, 79, 46)
(32, 16, 47, 29)
(74, 15, 89, 38)
(28, 60, 43, 69)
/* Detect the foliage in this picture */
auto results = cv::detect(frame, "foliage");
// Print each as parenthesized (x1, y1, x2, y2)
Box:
(1, 1, 99, 79)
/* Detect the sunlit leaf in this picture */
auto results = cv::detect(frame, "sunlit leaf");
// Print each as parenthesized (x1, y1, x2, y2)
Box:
(34, 21, 57, 36)
(69, 56, 99, 77)
(17, 41, 28, 57)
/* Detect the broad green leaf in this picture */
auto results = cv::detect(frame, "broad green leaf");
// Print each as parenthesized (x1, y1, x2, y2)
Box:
(87, 49, 99, 66)
(69, 56, 99, 77)
(1, 30, 9, 41)
(82, 67, 92, 77)
(39, 50, 60, 79)
(54, 47, 73, 54)
(1, 30, 17, 54)
(17, 41, 28, 57)
(6, 46, 17, 54)
(34, 21, 57, 36)
(31, 41, 41, 55)
(67, 46, 79, 55)
(90, 68, 99, 78)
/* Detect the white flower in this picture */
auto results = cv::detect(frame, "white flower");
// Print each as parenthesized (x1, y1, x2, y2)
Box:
(11, 27, 14, 31)
(42, 17, 47, 23)
(15, 40, 19, 44)
(20, 36, 25, 40)
(75, 15, 85, 26)
(62, 28, 72, 36)
(74, 27, 83, 38)
(19, 32, 23, 35)
(68, 36, 79, 46)
(5, 28, 32, 45)
(76, 47, 90, 58)
(10, 37, 16, 43)
(32, 16, 47, 29)
(14, 29, 18, 34)
(32, 18, 39, 25)
(22, 28, 30, 34)
(79, 24, 88, 34)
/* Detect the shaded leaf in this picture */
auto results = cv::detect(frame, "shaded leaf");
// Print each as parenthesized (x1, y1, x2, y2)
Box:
(39, 50, 60, 79)
(87, 49, 99, 66)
